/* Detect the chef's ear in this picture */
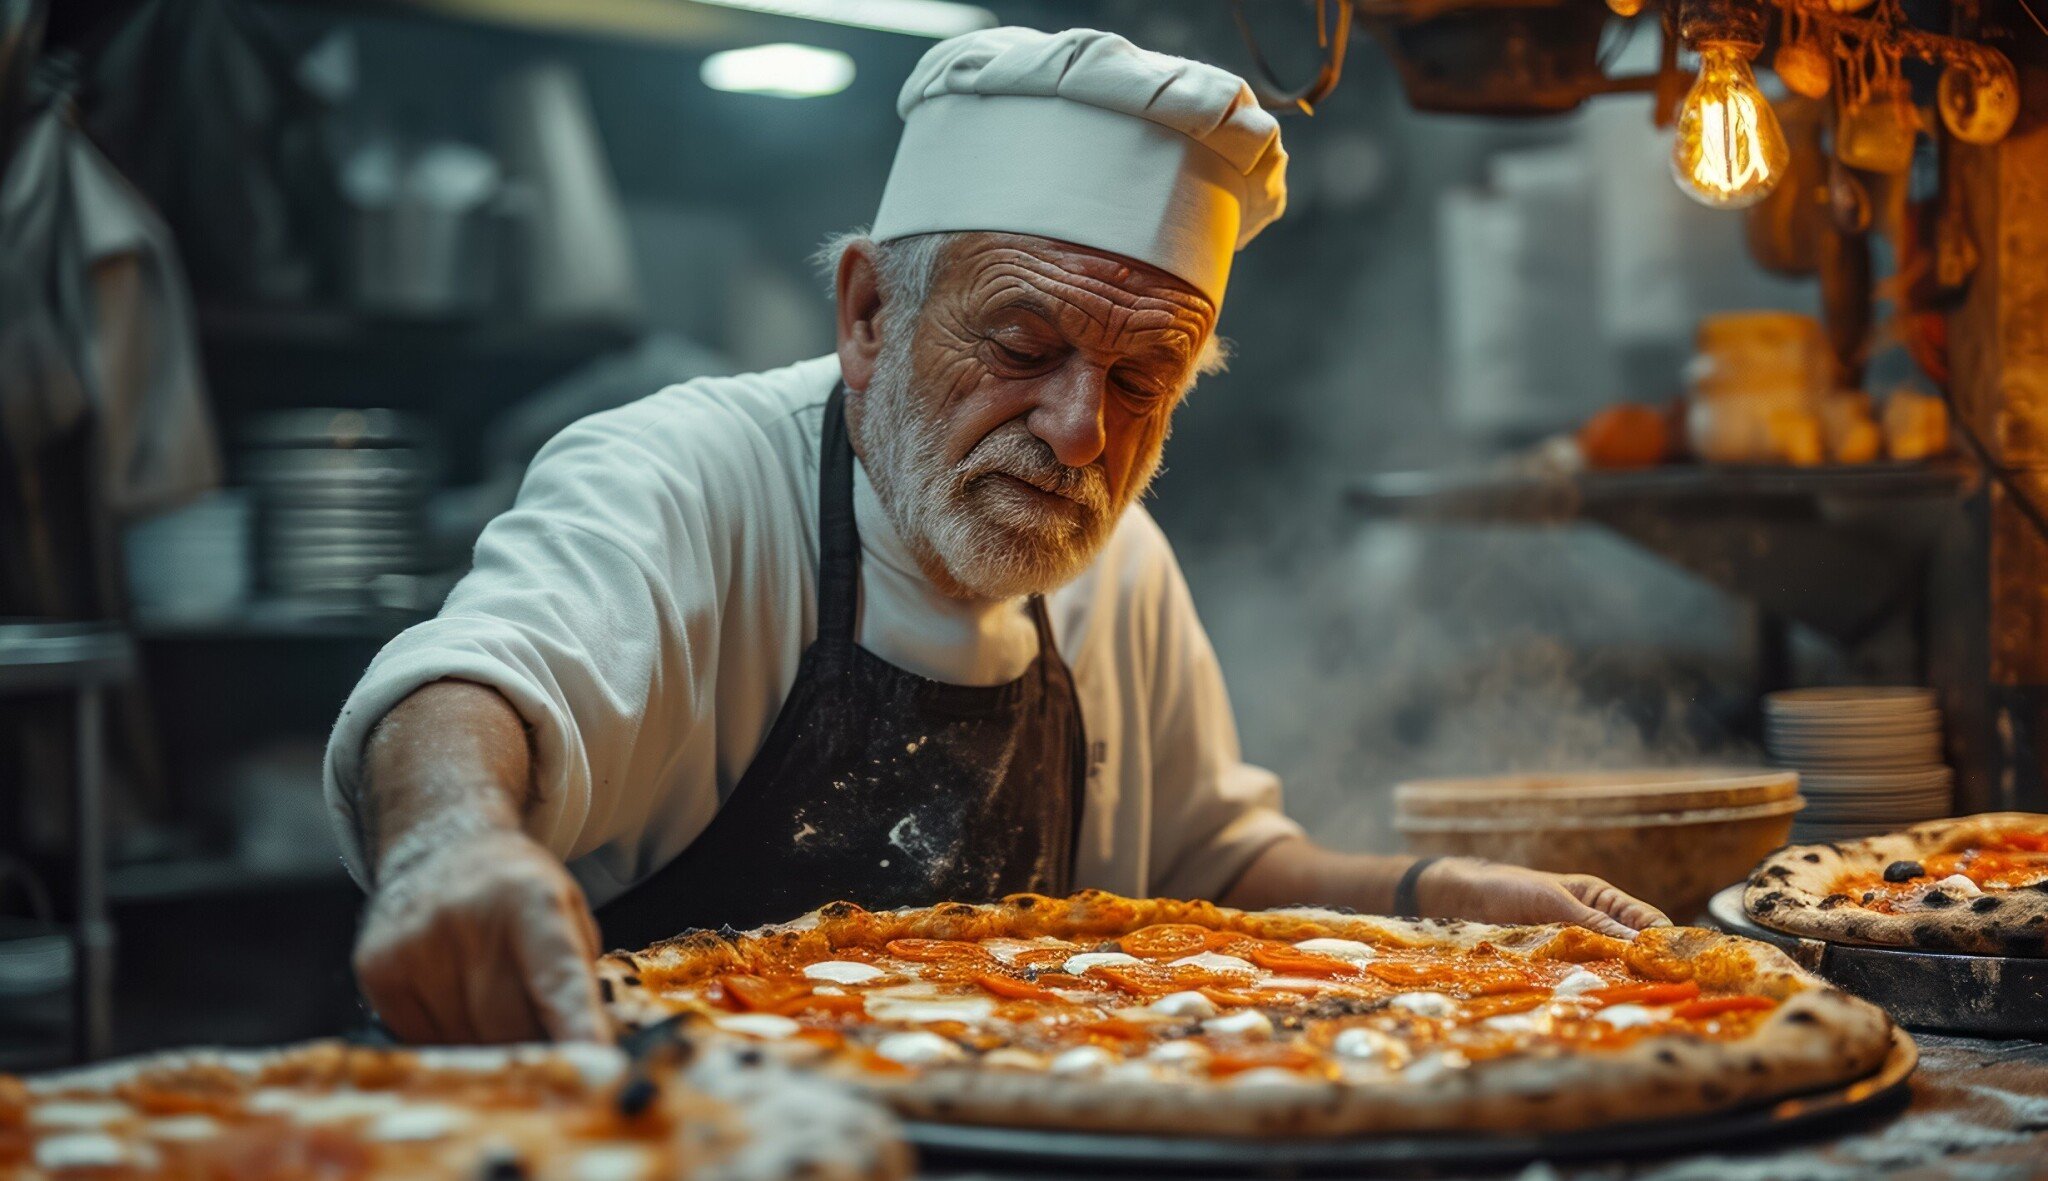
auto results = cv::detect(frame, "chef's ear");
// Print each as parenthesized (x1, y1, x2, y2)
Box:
(835, 238, 885, 393)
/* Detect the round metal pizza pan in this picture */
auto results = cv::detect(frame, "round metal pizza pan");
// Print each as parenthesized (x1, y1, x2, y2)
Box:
(903, 1030, 1916, 1175)
(1708, 883, 2048, 1035)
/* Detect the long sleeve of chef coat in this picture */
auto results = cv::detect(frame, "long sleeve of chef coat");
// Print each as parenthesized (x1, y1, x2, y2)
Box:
(323, 357, 1302, 905)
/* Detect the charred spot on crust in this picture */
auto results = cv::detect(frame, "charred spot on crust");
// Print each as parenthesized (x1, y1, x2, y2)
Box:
(614, 1075, 659, 1117)
(1012, 896, 1038, 909)
(1972, 896, 2003, 913)
(1303, 995, 1389, 1019)
(1884, 861, 1924, 883)
(1752, 892, 1785, 915)
(479, 1154, 530, 1180)
(598, 978, 615, 1003)
(623, 974, 642, 986)
(1862, 892, 1877, 904)
(1922, 891, 1957, 909)
(1783, 1011, 1818, 1025)
(940, 903, 977, 917)
(1766, 865, 1794, 882)
(1701, 1083, 1729, 1104)
(819, 901, 865, 920)
(735, 1048, 764, 1067)
(1655, 1049, 1678, 1065)
(1802, 853, 1822, 864)
(1818, 894, 1853, 910)
(2028, 881, 2048, 895)
(1748, 1058, 1768, 1074)
(1910, 923, 1959, 949)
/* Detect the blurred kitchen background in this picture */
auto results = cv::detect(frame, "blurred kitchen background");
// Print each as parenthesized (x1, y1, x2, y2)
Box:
(4, 0, 2034, 1066)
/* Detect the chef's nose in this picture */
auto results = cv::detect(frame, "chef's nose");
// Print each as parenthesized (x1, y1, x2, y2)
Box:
(1026, 362, 1109, 469)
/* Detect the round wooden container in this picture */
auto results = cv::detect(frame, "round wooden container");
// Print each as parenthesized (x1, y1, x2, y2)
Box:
(1393, 769, 1804, 921)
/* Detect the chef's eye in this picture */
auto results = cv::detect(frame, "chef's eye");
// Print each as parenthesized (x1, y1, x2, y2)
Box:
(993, 341, 1053, 368)
(1112, 369, 1167, 402)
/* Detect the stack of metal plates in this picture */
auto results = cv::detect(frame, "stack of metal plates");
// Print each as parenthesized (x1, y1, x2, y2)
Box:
(1766, 687, 1951, 842)
(244, 410, 431, 602)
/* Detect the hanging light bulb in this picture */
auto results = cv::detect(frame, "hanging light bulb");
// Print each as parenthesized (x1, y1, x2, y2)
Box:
(1671, 41, 1790, 208)
(1607, 0, 1645, 17)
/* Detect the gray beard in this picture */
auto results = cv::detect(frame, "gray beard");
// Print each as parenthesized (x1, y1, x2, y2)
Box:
(854, 328, 1158, 601)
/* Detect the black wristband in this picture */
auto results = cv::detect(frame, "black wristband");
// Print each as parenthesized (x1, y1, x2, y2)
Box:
(1393, 856, 1443, 917)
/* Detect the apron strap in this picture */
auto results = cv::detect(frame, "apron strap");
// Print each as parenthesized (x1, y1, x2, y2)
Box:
(819, 380, 1057, 664)
(817, 383, 861, 643)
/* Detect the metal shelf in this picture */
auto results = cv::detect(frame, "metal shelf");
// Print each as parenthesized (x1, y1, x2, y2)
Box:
(1348, 461, 1980, 644)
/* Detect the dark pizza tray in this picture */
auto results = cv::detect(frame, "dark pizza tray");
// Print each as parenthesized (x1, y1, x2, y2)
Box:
(904, 1030, 1915, 1176)
(1708, 883, 2048, 1036)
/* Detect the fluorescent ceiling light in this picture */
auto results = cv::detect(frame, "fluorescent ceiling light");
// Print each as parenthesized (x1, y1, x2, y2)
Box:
(702, 43, 857, 97)
(689, 0, 996, 39)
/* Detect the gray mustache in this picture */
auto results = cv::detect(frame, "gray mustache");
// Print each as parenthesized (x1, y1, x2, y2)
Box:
(958, 426, 1109, 511)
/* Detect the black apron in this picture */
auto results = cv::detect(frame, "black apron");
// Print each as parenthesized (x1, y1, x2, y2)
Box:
(598, 384, 1087, 948)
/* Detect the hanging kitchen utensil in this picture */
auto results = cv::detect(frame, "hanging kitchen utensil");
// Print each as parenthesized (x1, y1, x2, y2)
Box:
(1937, 53, 2019, 144)
(1745, 95, 1830, 275)
(1828, 156, 1874, 232)
(1836, 39, 1919, 172)
(1775, 3, 1833, 97)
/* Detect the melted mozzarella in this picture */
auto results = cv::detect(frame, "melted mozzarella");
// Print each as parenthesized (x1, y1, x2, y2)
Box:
(714, 1013, 803, 1039)
(1230, 1067, 1309, 1087)
(1202, 1010, 1273, 1039)
(1387, 991, 1457, 1018)
(1405, 1050, 1471, 1083)
(803, 960, 887, 985)
(1331, 1026, 1408, 1065)
(34, 1132, 132, 1171)
(1292, 937, 1376, 961)
(552, 1043, 628, 1089)
(873, 1031, 966, 1066)
(1146, 1039, 1211, 1064)
(1595, 1003, 1657, 1029)
(1933, 874, 1982, 897)
(983, 938, 1075, 964)
(1062, 951, 1141, 975)
(1049, 1046, 1117, 1075)
(981, 1048, 1046, 1071)
(1482, 1011, 1544, 1035)
(1148, 990, 1218, 1019)
(269, 1091, 405, 1124)
(368, 1105, 468, 1142)
(144, 1116, 221, 1141)
(1170, 952, 1256, 975)
(1551, 969, 1608, 997)
(863, 995, 995, 1024)
(29, 1101, 132, 1129)
(1256, 976, 1330, 993)
(569, 1144, 654, 1181)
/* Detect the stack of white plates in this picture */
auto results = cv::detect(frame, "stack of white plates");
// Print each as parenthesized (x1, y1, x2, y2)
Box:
(1765, 687, 1952, 841)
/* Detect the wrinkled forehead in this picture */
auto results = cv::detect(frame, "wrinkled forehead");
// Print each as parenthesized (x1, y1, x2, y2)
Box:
(933, 232, 1217, 345)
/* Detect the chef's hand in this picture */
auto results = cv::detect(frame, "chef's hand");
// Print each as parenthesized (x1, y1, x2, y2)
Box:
(1416, 857, 1670, 938)
(355, 827, 610, 1044)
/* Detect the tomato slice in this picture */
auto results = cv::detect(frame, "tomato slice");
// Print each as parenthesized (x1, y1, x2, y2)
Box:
(1460, 968, 1534, 996)
(972, 973, 1060, 1002)
(718, 974, 810, 1012)
(1365, 960, 1446, 987)
(1672, 995, 1777, 1020)
(1207, 1045, 1323, 1078)
(1090, 963, 1181, 996)
(1247, 945, 1355, 977)
(1080, 1018, 1152, 1042)
(1463, 990, 1547, 1019)
(1198, 985, 1267, 1008)
(1119, 924, 1217, 960)
(776, 991, 867, 1016)
(885, 939, 993, 965)
(1587, 981, 1701, 1007)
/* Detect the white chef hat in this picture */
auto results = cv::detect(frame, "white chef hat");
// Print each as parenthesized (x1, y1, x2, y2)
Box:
(871, 27, 1288, 308)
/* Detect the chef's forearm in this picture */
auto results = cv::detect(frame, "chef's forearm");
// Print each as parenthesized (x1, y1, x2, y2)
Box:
(358, 679, 537, 884)
(1221, 836, 1420, 915)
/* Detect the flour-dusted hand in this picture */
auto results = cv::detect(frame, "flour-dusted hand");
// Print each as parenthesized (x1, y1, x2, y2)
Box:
(355, 827, 608, 1044)
(1417, 858, 1671, 938)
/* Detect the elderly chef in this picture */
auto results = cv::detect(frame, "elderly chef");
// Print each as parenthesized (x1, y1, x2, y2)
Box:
(325, 27, 1669, 1045)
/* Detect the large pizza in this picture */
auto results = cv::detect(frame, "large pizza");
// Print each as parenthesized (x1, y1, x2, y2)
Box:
(0, 1039, 907, 1180)
(1744, 812, 2048, 955)
(598, 890, 1896, 1137)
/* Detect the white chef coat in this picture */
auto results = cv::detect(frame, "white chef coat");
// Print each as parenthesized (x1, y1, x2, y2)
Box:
(322, 354, 1301, 907)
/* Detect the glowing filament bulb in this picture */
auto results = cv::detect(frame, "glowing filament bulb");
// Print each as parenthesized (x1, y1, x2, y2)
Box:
(1671, 42, 1790, 209)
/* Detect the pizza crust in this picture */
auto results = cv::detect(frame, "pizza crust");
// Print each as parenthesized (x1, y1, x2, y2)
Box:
(1744, 813, 2048, 956)
(11, 1040, 910, 1181)
(601, 891, 1897, 1137)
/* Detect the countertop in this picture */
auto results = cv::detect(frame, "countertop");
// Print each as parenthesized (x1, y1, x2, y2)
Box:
(917, 1032, 2048, 1180)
